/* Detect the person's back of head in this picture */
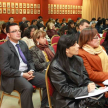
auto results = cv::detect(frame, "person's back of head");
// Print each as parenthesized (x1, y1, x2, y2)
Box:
(68, 20, 74, 28)
(96, 20, 103, 26)
(20, 23, 28, 37)
(59, 25, 68, 35)
(38, 16, 43, 20)
(23, 28, 31, 38)
(1, 23, 6, 34)
(91, 18, 96, 21)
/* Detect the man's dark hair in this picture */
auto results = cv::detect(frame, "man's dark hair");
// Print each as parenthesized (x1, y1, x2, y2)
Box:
(6, 23, 18, 33)
(91, 18, 96, 21)
(25, 20, 30, 23)
(9, 17, 14, 21)
(38, 16, 43, 19)
(31, 19, 37, 25)
(79, 19, 90, 26)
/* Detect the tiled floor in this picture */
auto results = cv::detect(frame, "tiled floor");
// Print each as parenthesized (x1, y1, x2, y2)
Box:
(0, 90, 41, 108)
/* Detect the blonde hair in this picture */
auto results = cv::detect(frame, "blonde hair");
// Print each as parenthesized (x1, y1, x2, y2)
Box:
(47, 22, 54, 30)
(33, 30, 46, 44)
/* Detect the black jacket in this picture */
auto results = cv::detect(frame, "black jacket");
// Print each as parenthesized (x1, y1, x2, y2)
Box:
(49, 55, 91, 108)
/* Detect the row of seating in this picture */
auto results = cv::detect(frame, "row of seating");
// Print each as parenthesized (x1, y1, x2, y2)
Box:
(0, 34, 59, 108)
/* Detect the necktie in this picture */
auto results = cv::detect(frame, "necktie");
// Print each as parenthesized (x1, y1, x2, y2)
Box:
(16, 44, 28, 64)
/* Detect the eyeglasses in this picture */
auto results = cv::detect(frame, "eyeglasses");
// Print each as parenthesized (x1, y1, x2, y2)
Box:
(9, 30, 22, 33)
(93, 35, 99, 39)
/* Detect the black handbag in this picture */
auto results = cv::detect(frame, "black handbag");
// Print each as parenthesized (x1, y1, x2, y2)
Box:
(78, 94, 105, 108)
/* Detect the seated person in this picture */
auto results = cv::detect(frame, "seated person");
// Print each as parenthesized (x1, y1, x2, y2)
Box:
(78, 27, 108, 88)
(30, 30, 55, 74)
(46, 22, 58, 39)
(0, 23, 7, 40)
(67, 20, 76, 34)
(19, 17, 27, 26)
(95, 20, 104, 33)
(20, 23, 28, 38)
(49, 34, 105, 108)
(21, 25, 37, 49)
(0, 23, 48, 108)
(55, 18, 61, 28)
(102, 32, 108, 54)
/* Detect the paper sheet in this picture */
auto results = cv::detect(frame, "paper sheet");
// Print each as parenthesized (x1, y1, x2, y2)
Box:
(75, 87, 108, 99)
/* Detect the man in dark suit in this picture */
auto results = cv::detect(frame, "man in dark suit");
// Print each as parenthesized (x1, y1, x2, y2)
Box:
(0, 23, 48, 108)
(19, 17, 27, 26)
(75, 19, 90, 42)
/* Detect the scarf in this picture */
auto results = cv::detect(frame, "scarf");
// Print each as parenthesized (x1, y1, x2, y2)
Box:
(82, 44, 108, 72)
(37, 44, 54, 61)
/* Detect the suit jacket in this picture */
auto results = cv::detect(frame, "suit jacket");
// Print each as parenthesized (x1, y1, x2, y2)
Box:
(78, 49, 108, 86)
(0, 40, 35, 93)
(30, 45, 55, 72)
(49, 55, 91, 108)
(19, 21, 24, 26)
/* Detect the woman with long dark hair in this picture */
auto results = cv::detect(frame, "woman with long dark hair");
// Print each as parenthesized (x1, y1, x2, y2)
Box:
(49, 34, 106, 108)
(67, 20, 76, 34)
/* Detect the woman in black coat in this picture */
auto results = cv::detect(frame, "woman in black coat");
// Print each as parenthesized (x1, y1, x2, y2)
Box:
(49, 34, 105, 108)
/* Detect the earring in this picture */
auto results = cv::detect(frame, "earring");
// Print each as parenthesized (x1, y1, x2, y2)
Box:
(37, 41, 39, 45)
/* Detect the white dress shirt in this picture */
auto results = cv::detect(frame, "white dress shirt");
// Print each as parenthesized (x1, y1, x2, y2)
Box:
(10, 41, 28, 72)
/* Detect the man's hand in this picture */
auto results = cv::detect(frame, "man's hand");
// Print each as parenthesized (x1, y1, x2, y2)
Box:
(23, 73, 32, 79)
(23, 71, 35, 81)
(28, 71, 34, 76)
(27, 71, 35, 80)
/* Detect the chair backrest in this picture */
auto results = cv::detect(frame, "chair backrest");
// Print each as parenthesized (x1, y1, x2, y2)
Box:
(51, 35, 60, 45)
(100, 38, 105, 45)
(51, 43, 57, 53)
(0, 42, 4, 45)
(46, 40, 49, 45)
(103, 32, 107, 38)
(45, 65, 54, 108)
(97, 33, 101, 38)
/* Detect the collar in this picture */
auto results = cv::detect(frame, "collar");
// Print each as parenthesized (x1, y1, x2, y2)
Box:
(9, 40, 19, 47)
